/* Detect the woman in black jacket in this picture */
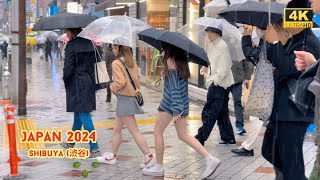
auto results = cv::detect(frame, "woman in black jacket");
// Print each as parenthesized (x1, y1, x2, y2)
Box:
(262, 18, 320, 180)
(59, 28, 100, 158)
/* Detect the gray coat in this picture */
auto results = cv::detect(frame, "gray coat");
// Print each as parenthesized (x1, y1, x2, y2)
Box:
(231, 59, 254, 83)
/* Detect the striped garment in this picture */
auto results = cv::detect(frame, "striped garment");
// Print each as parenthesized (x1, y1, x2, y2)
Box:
(159, 70, 189, 118)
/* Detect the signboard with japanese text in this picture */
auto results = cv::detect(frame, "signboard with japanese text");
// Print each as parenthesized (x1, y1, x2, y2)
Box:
(147, 11, 169, 30)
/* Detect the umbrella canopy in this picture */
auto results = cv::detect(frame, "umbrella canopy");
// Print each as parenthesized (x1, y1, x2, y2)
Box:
(32, 13, 97, 31)
(57, 33, 69, 43)
(178, 17, 245, 62)
(43, 31, 58, 41)
(36, 35, 46, 44)
(218, 1, 285, 29)
(138, 28, 210, 66)
(78, 15, 151, 47)
(204, 0, 258, 17)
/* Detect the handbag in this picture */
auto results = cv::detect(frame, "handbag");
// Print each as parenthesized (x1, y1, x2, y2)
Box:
(93, 44, 109, 90)
(118, 59, 144, 106)
(244, 41, 274, 121)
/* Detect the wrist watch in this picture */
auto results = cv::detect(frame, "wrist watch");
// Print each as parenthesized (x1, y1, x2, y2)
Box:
(272, 41, 279, 44)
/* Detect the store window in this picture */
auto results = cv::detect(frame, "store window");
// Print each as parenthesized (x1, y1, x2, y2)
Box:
(138, 0, 179, 87)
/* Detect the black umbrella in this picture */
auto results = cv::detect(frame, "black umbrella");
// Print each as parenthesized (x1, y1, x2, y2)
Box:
(138, 28, 210, 66)
(218, 1, 285, 29)
(32, 13, 97, 31)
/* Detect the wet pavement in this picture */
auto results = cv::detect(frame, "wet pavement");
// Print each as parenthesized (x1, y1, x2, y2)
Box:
(0, 52, 317, 179)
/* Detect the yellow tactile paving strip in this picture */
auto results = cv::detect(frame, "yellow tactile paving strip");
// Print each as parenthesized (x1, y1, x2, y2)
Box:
(38, 116, 201, 131)
(3, 116, 201, 151)
(3, 119, 45, 151)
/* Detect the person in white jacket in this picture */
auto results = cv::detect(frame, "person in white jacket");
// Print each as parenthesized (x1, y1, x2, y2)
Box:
(195, 26, 236, 146)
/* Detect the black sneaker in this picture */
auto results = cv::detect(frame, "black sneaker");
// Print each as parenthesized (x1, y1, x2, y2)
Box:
(218, 140, 236, 145)
(231, 147, 254, 156)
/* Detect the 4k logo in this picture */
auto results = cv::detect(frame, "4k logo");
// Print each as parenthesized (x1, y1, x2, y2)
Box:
(284, 8, 314, 28)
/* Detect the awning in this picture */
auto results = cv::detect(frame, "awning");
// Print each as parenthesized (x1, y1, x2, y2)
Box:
(95, 0, 116, 12)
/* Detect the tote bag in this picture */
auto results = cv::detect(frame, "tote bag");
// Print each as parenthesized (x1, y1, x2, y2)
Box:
(93, 44, 109, 90)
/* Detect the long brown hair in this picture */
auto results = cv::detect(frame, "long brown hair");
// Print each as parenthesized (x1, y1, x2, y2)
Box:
(114, 45, 135, 68)
(161, 42, 190, 80)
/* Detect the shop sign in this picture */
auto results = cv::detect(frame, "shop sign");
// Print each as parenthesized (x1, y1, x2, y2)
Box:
(147, 11, 169, 30)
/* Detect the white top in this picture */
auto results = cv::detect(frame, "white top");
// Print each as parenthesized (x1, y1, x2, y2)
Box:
(206, 37, 235, 89)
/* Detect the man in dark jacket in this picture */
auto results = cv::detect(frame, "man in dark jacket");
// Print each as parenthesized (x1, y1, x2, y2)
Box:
(261, 1, 320, 179)
(102, 44, 115, 102)
(45, 38, 53, 63)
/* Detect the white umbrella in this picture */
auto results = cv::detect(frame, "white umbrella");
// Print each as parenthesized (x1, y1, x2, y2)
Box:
(178, 17, 245, 62)
(43, 31, 59, 41)
(204, 0, 258, 17)
(36, 35, 46, 44)
(78, 15, 151, 47)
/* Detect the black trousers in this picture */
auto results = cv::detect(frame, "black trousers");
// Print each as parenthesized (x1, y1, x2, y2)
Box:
(262, 121, 309, 180)
(45, 51, 52, 62)
(196, 84, 235, 142)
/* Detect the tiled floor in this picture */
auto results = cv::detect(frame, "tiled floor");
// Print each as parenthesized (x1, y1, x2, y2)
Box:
(0, 52, 317, 179)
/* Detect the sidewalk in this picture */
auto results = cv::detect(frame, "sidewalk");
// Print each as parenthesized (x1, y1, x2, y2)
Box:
(0, 52, 317, 179)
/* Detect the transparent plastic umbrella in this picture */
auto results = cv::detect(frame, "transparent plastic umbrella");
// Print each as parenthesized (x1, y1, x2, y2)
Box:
(57, 33, 69, 42)
(43, 31, 58, 41)
(78, 15, 152, 47)
(203, 0, 257, 17)
(36, 35, 46, 44)
(177, 17, 245, 62)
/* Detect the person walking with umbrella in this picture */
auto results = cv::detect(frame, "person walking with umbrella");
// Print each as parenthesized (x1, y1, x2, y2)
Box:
(194, 26, 236, 146)
(59, 28, 101, 158)
(142, 42, 221, 179)
(45, 38, 53, 63)
(294, 0, 320, 178)
(261, 1, 320, 179)
(1, 41, 8, 60)
(96, 43, 155, 168)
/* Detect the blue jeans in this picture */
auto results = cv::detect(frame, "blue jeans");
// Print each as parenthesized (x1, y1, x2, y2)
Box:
(70, 112, 99, 151)
(231, 83, 244, 129)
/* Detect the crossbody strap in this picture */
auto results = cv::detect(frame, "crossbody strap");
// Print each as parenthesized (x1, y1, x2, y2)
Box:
(118, 59, 137, 90)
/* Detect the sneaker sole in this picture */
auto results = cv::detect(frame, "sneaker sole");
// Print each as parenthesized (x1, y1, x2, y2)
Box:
(202, 162, 221, 179)
(231, 152, 254, 156)
(142, 171, 164, 177)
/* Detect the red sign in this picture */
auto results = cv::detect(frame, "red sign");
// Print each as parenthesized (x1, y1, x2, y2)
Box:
(147, 11, 170, 30)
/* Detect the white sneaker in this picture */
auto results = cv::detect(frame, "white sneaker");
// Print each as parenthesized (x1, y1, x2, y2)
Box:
(201, 155, 221, 179)
(140, 154, 156, 169)
(96, 152, 116, 165)
(142, 164, 164, 176)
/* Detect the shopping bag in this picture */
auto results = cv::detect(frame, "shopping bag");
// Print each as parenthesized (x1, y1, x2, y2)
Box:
(93, 44, 109, 90)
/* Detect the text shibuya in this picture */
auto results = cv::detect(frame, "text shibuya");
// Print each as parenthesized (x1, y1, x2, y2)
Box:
(28, 149, 64, 158)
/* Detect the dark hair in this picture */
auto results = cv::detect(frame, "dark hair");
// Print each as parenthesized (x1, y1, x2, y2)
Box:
(205, 27, 222, 36)
(161, 42, 190, 80)
(66, 28, 82, 36)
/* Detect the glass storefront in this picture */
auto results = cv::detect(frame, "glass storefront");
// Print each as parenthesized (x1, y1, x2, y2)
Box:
(137, 0, 211, 89)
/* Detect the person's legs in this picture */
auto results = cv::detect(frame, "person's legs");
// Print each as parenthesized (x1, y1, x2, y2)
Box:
(262, 121, 283, 178)
(45, 52, 48, 62)
(195, 85, 224, 145)
(217, 87, 235, 142)
(241, 117, 264, 150)
(111, 117, 124, 154)
(175, 117, 221, 179)
(106, 83, 111, 102)
(278, 122, 309, 180)
(231, 83, 245, 132)
(175, 118, 209, 157)
(153, 112, 172, 164)
(121, 115, 151, 155)
(49, 51, 53, 62)
(68, 113, 82, 147)
(142, 112, 171, 176)
(78, 112, 99, 151)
